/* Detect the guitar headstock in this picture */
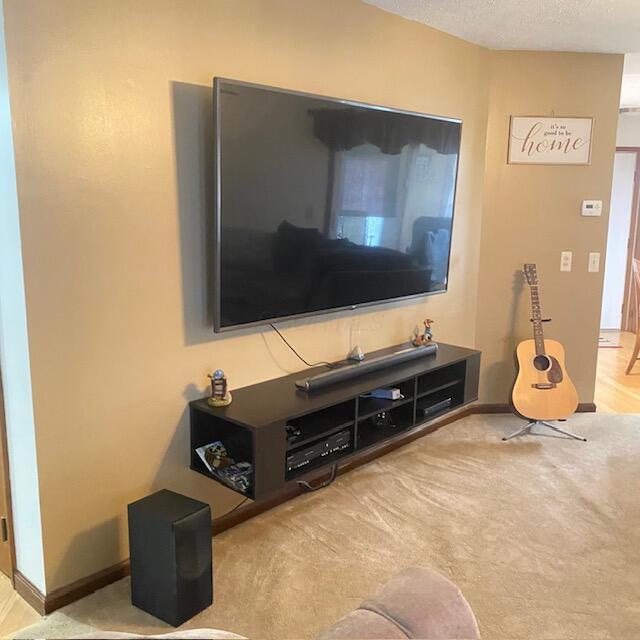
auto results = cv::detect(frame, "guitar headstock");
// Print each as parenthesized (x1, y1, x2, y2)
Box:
(523, 263, 538, 286)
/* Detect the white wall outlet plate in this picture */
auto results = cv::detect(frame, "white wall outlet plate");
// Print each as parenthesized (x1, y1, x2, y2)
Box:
(582, 200, 603, 216)
(588, 252, 600, 272)
(560, 251, 572, 272)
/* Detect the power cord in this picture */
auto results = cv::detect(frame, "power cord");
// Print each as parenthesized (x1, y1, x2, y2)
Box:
(270, 323, 339, 369)
(223, 496, 249, 517)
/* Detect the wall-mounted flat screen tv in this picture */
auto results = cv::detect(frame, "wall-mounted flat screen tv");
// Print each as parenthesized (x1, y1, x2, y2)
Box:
(214, 78, 462, 332)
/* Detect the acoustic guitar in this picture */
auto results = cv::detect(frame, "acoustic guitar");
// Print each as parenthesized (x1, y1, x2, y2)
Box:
(511, 263, 578, 420)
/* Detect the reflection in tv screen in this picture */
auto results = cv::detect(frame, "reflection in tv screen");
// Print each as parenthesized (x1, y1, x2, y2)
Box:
(215, 79, 461, 331)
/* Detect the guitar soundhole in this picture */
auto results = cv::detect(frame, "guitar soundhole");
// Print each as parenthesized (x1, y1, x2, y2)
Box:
(533, 355, 551, 371)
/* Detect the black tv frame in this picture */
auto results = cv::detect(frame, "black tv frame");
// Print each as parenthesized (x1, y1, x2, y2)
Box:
(213, 77, 463, 333)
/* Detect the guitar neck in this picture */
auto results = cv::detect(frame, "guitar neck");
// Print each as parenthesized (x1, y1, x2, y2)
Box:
(530, 284, 545, 355)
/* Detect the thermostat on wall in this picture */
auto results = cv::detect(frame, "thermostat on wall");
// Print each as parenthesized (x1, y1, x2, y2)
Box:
(581, 200, 602, 216)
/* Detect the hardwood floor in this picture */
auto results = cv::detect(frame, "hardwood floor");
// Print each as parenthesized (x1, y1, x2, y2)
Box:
(596, 330, 640, 413)
(0, 573, 40, 638)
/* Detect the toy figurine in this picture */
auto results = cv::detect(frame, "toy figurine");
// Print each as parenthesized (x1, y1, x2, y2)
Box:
(423, 318, 434, 341)
(207, 369, 232, 407)
(411, 319, 435, 346)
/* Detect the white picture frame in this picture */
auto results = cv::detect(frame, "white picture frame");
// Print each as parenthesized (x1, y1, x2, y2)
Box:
(508, 116, 593, 165)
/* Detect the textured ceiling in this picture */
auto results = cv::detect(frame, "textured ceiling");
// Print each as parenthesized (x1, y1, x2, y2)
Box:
(364, 0, 640, 53)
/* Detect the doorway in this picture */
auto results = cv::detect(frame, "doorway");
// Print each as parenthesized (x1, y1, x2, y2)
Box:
(596, 147, 640, 411)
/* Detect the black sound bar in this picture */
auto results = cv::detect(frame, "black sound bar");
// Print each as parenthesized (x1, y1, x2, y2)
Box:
(295, 343, 438, 392)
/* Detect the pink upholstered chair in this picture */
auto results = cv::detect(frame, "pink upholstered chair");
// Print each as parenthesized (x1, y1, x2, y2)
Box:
(72, 567, 480, 640)
(319, 566, 480, 640)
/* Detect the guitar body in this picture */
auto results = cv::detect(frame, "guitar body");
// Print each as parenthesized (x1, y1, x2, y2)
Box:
(512, 339, 578, 420)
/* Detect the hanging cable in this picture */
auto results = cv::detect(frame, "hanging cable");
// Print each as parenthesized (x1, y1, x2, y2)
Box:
(270, 323, 339, 369)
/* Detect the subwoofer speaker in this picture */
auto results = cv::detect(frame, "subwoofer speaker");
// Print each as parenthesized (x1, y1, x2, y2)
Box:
(128, 489, 212, 626)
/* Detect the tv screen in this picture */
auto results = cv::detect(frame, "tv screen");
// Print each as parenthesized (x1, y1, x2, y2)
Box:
(214, 78, 462, 331)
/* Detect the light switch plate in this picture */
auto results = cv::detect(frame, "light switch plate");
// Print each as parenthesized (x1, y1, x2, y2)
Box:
(560, 251, 572, 272)
(582, 200, 603, 216)
(588, 252, 600, 272)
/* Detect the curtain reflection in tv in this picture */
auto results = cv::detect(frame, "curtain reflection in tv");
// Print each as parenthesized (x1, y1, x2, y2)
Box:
(331, 142, 457, 285)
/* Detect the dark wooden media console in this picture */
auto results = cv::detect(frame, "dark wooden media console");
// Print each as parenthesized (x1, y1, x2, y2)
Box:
(190, 342, 480, 500)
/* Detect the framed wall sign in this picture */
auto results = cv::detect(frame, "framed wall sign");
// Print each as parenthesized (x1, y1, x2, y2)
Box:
(508, 116, 593, 165)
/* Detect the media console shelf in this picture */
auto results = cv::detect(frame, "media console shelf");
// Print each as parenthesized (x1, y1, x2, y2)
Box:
(190, 342, 480, 501)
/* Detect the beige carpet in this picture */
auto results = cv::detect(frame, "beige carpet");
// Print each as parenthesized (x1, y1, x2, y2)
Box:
(15, 413, 640, 639)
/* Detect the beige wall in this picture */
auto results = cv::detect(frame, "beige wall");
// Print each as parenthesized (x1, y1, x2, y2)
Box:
(476, 52, 623, 404)
(3, 0, 623, 592)
(4, 0, 491, 590)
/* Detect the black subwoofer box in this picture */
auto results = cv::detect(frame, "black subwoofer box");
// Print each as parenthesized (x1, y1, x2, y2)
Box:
(128, 489, 212, 626)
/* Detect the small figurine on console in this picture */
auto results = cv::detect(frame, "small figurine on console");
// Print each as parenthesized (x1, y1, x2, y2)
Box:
(207, 369, 232, 407)
(411, 319, 435, 346)
(423, 318, 434, 341)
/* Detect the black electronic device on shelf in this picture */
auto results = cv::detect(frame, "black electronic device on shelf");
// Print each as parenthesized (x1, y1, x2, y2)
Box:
(421, 397, 452, 418)
(190, 342, 480, 502)
(295, 342, 438, 391)
(286, 429, 351, 473)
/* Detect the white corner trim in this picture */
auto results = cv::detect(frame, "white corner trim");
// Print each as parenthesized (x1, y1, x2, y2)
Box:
(0, 0, 46, 593)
